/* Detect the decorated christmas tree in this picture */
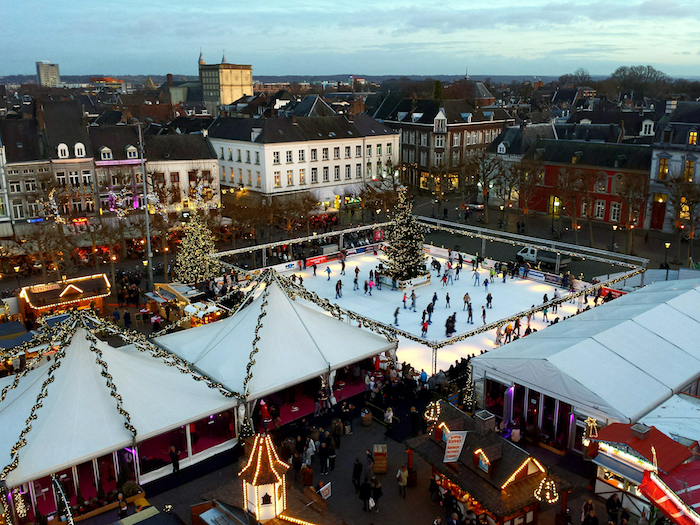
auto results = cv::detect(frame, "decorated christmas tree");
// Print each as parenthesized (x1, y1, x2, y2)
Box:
(175, 211, 221, 284)
(382, 190, 428, 280)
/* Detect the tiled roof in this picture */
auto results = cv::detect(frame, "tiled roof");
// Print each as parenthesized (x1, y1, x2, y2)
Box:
(21, 274, 111, 311)
(144, 134, 216, 160)
(593, 423, 692, 474)
(88, 125, 139, 161)
(41, 99, 93, 158)
(0, 119, 47, 163)
(523, 139, 652, 170)
(382, 98, 513, 126)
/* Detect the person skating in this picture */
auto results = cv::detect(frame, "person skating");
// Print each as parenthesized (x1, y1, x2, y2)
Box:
(543, 307, 549, 322)
(368, 279, 374, 295)
(364, 281, 369, 295)
(313, 263, 317, 276)
(486, 292, 493, 308)
(482, 306, 487, 325)
(467, 303, 473, 324)
(473, 269, 480, 286)
(432, 292, 438, 307)
(340, 259, 346, 275)
(403, 292, 407, 309)
(353, 275, 359, 290)
(326, 267, 332, 280)
(394, 307, 400, 326)
(411, 290, 417, 311)
(445, 293, 450, 308)
(553, 289, 559, 313)
(426, 302, 434, 323)
(421, 320, 429, 337)
(483, 278, 489, 291)
(463, 292, 470, 310)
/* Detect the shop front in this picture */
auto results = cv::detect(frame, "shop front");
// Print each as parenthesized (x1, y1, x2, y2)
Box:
(18, 274, 111, 322)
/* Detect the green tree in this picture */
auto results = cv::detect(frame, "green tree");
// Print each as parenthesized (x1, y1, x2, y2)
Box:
(174, 210, 221, 284)
(382, 190, 427, 280)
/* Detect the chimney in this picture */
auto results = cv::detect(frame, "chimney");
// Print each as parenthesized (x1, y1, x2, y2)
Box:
(631, 423, 651, 441)
(167, 74, 173, 87)
(474, 410, 496, 435)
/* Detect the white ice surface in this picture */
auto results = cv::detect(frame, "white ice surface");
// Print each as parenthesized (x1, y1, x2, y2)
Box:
(292, 253, 585, 373)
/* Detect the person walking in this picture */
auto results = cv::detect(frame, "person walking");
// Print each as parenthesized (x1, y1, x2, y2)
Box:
(124, 310, 132, 329)
(168, 445, 180, 475)
(292, 452, 302, 481)
(326, 267, 332, 280)
(397, 464, 408, 498)
(467, 303, 473, 324)
(482, 306, 486, 325)
(394, 307, 400, 326)
(411, 290, 417, 311)
(463, 292, 470, 310)
(318, 442, 329, 475)
(352, 458, 363, 492)
(328, 440, 337, 471)
(384, 407, 394, 437)
(445, 293, 451, 308)
(371, 477, 383, 513)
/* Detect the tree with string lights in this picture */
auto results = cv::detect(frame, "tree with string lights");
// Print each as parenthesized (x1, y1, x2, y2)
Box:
(382, 189, 428, 280)
(174, 210, 221, 284)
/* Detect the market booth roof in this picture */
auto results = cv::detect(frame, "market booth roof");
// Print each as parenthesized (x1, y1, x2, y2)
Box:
(471, 279, 700, 423)
(155, 275, 397, 400)
(640, 393, 700, 446)
(20, 274, 111, 311)
(0, 321, 236, 488)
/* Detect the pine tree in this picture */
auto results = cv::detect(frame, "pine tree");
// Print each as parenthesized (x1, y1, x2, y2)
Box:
(175, 210, 221, 284)
(382, 190, 428, 280)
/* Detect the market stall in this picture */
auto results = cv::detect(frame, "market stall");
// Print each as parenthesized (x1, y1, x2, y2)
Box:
(18, 274, 112, 321)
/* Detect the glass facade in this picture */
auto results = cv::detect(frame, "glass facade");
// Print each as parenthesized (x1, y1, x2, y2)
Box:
(191, 410, 235, 455)
(138, 427, 187, 474)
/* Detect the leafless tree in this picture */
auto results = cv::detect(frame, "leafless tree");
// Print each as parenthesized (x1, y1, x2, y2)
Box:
(555, 167, 586, 244)
(662, 169, 700, 263)
(465, 150, 503, 224)
(614, 172, 649, 255)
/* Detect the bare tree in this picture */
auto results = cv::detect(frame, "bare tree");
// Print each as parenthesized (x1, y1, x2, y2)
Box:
(465, 150, 503, 224)
(555, 167, 585, 244)
(493, 163, 519, 229)
(662, 169, 700, 263)
(614, 172, 649, 255)
(513, 158, 544, 232)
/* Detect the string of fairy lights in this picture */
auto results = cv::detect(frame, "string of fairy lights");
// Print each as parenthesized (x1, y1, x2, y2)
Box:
(51, 474, 74, 525)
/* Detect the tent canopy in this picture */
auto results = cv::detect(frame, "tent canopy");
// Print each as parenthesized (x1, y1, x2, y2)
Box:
(472, 279, 700, 423)
(640, 393, 700, 446)
(155, 277, 396, 400)
(0, 326, 236, 488)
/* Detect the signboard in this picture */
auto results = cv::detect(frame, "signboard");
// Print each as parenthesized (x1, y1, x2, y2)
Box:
(527, 270, 544, 282)
(373, 229, 384, 242)
(319, 482, 332, 499)
(544, 274, 562, 286)
(443, 431, 468, 463)
(306, 255, 328, 266)
(29, 283, 61, 293)
(600, 287, 627, 299)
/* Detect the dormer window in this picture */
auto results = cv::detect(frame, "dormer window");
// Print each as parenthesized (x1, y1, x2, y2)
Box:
(434, 117, 447, 133)
(497, 142, 507, 154)
(57, 143, 69, 159)
(641, 120, 654, 136)
(473, 448, 491, 473)
(126, 145, 138, 159)
(690, 130, 698, 146)
(75, 142, 85, 158)
(100, 147, 113, 161)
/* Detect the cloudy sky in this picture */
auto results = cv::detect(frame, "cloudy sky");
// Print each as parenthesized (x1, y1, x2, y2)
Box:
(4, 0, 699, 78)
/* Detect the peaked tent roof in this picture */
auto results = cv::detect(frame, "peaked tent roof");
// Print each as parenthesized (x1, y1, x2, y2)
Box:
(155, 277, 396, 400)
(0, 324, 236, 488)
(472, 279, 700, 423)
(640, 393, 700, 445)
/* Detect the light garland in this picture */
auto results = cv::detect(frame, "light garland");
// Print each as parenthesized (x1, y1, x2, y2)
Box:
(12, 490, 26, 519)
(47, 188, 67, 224)
(175, 210, 222, 284)
(474, 448, 490, 465)
(501, 458, 544, 490)
(598, 442, 656, 472)
(279, 515, 319, 525)
(51, 474, 75, 525)
(425, 400, 442, 433)
(534, 475, 559, 504)
(19, 274, 112, 311)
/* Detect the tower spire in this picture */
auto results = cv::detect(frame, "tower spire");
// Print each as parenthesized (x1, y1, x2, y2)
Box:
(198, 49, 205, 66)
(221, 49, 227, 63)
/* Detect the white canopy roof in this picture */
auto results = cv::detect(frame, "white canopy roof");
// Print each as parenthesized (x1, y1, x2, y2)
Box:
(0, 327, 236, 488)
(640, 393, 700, 445)
(472, 279, 700, 423)
(155, 279, 396, 400)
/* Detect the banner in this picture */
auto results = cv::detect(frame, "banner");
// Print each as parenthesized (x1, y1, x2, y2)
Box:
(319, 482, 332, 499)
(306, 254, 328, 266)
(600, 287, 627, 299)
(443, 431, 468, 463)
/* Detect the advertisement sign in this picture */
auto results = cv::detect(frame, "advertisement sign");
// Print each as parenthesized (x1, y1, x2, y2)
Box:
(306, 254, 328, 266)
(319, 482, 332, 499)
(373, 229, 384, 242)
(443, 431, 468, 463)
(600, 287, 627, 299)
(544, 274, 562, 286)
(527, 270, 544, 282)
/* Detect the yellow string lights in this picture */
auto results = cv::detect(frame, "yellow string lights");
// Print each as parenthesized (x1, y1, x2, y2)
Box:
(534, 475, 559, 504)
(501, 458, 544, 490)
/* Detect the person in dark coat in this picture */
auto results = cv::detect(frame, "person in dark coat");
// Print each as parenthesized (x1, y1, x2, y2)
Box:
(606, 494, 621, 524)
(359, 480, 372, 511)
(371, 477, 383, 513)
(292, 452, 302, 481)
(352, 458, 363, 492)
(583, 509, 599, 525)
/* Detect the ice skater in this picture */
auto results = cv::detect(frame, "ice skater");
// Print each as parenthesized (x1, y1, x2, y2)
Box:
(353, 275, 359, 290)
(368, 279, 374, 295)
(486, 293, 492, 309)
(445, 293, 451, 308)
(463, 292, 470, 310)
(426, 302, 434, 323)
(543, 307, 549, 322)
(394, 307, 400, 326)
(340, 260, 346, 275)
(313, 263, 317, 276)
(481, 306, 487, 325)
(455, 266, 460, 280)
(410, 290, 417, 311)
(335, 280, 343, 299)
(552, 290, 559, 313)
(446, 268, 454, 285)
(421, 320, 428, 337)
(432, 292, 438, 307)
(467, 303, 473, 324)
(483, 279, 489, 291)
(403, 292, 407, 309)
(326, 267, 331, 280)
(364, 281, 369, 295)
(473, 269, 480, 286)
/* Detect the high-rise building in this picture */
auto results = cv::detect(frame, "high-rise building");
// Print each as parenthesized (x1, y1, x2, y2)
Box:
(36, 61, 61, 87)
(198, 51, 253, 116)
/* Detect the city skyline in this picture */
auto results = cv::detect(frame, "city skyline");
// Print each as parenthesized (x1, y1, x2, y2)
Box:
(3, 0, 699, 78)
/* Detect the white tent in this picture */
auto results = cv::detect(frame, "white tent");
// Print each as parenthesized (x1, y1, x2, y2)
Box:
(640, 393, 700, 445)
(155, 279, 397, 400)
(0, 327, 236, 488)
(471, 279, 700, 423)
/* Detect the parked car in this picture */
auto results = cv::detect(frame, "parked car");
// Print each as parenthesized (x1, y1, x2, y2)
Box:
(515, 247, 571, 269)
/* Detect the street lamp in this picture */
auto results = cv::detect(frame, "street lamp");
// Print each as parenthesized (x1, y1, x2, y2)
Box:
(163, 246, 169, 283)
(13, 265, 21, 290)
(110, 255, 117, 288)
(499, 205, 504, 228)
(612, 225, 618, 250)
(664, 242, 671, 266)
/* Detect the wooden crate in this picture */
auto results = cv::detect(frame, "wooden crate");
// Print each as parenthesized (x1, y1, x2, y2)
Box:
(373, 444, 387, 474)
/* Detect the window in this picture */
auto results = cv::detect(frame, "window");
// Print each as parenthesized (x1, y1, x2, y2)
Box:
(220, 147, 225, 160)
(435, 136, 445, 148)
(366, 145, 372, 157)
(12, 199, 24, 219)
(74, 143, 85, 157)
(9, 181, 21, 193)
(642, 121, 654, 136)
(377, 144, 382, 155)
(101, 148, 113, 160)
(322, 148, 329, 160)
(85, 198, 95, 212)
(228, 148, 233, 161)
(581, 201, 588, 218)
(356, 145, 361, 157)
(452, 151, 460, 165)
(356, 164, 362, 179)
(299, 150, 305, 162)
(595, 177, 607, 193)
(685, 160, 695, 182)
(658, 158, 669, 180)
(420, 133, 427, 147)
(170, 172, 180, 184)
(25, 179, 37, 192)
(435, 152, 444, 165)
(27, 202, 41, 218)
(255, 151, 260, 165)
(376, 160, 382, 177)
(535, 170, 545, 185)
(311, 149, 318, 161)
(453, 134, 460, 147)
(286, 150, 293, 163)
(434, 118, 447, 133)
(334, 166, 340, 181)
(273, 151, 280, 164)
(410, 132, 416, 145)
(594, 199, 606, 220)
(256, 172, 261, 187)
(69, 171, 80, 186)
(323, 166, 329, 182)
(345, 165, 351, 180)
(690, 131, 698, 145)
(247, 170, 252, 186)
(126, 147, 138, 159)
(236, 149, 241, 162)
(471, 132, 477, 144)
(287, 170, 294, 186)
(299, 169, 306, 184)
(311, 167, 318, 183)
(220, 167, 226, 181)
(246, 151, 251, 163)
(420, 151, 427, 166)
(387, 143, 392, 155)
(610, 201, 622, 223)
(345, 146, 351, 158)
(367, 163, 372, 178)
(274, 172, 281, 188)
(57, 143, 69, 159)
(465, 132, 471, 145)
(82, 171, 92, 185)
(334, 147, 340, 160)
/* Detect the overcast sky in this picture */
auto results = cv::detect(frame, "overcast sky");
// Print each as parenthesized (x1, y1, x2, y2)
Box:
(4, 0, 699, 78)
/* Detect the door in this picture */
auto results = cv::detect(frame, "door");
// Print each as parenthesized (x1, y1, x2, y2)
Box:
(651, 201, 666, 230)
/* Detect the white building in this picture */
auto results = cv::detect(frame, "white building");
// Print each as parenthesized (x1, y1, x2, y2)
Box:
(207, 114, 400, 207)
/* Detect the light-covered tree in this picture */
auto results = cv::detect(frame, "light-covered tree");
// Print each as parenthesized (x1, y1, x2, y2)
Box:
(174, 210, 221, 284)
(382, 190, 427, 280)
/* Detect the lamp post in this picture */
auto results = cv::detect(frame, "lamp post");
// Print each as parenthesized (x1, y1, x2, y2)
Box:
(612, 225, 618, 251)
(499, 205, 504, 228)
(137, 123, 153, 292)
(163, 246, 169, 283)
(14, 265, 21, 290)
(110, 255, 117, 289)
(664, 242, 671, 265)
